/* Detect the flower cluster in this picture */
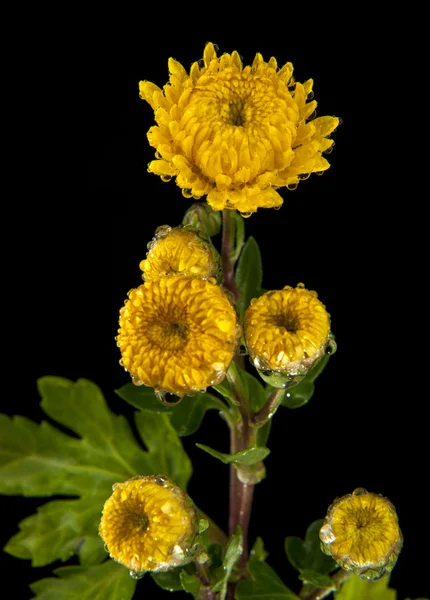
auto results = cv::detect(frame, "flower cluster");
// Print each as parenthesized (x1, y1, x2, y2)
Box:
(140, 42, 339, 215)
(117, 226, 239, 396)
(99, 475, 198, 575)
(319, 488, 403, 580)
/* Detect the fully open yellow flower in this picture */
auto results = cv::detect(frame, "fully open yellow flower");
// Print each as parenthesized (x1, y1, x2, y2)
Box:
(118, 275, 239, 396)
(99, 475, 197, 574)
(140, 225, 220, 281)
(140, 42, 339, 215)
(319, 488, 403, 580)
(244, 284, 330, 383)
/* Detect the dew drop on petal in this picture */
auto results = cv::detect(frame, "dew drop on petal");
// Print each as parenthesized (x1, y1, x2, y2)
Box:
(287, 183, 298, 191)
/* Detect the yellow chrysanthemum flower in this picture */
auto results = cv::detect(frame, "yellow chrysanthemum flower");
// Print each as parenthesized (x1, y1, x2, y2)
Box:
(140, 225, 220, 281)
(319, 488, 403, 581)
(118, 275, 239, 396)
(244, 284, 330, 386)
(140, 42, 339, 215)
(99, 475, 197, 575)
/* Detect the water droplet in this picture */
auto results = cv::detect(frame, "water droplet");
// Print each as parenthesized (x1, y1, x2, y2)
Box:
(298, 173, 310, 181)
(307, 90, 315, 100)
(182, 188, 193, 199)
(154, 475, 168, 485)
(308, 110, 317, 120)
(239, 211, 252, 218)
(287, 183, 298, 191)
(315, 171, 325, 176)
(104, 543, 109, 553)
(353, 487, 368, 496)
(119, 358, 124, 367)
(324, 147, 333, 154)
(326, 338, 337, 355)
(131, 375, 143, 386)
(161, 175, 172, 182)
(213, 43, 219, 52)
(155, 151, 162, 159)
(198, 58, 205, 68)
(337, 117, 343, 126)
(274, 205, 281, 210)
(129, 570, 145, 580)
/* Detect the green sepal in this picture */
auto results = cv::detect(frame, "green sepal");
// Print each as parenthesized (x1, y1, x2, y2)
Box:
(285, 519, 337, 581)
(211, 528, 243, 600)
(335, 574, 396, 600)
(196, 443, 270, 465)
(117, 384, 225, 437)
(235, 236, 263, 322)
(256, 420, 272, 447)
(151, 567, 184, 591)
(29, 560, 136, 600)
(236, 558, 299, 599)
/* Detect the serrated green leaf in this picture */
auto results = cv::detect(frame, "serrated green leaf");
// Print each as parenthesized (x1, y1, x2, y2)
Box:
(134, 411, 191, 489)
(335, 574, 396, 600)
(117, 384, 225, 436)
(4, 496, 107, 567)
(30, 560, 136, 599)
(212, 529, 243, 600)
(285, 519, 336, 579)
(196, 444, 270, 465)
(236, 559, 298, 599)
(282, 353, 331, 409)
(180, 570, 201, 595)
(1, 377, 192, 568)
(151, 566, 184, 591)
(235, 236, 263, 322)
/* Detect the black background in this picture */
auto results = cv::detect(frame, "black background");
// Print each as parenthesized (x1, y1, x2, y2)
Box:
(1, 11, 427, 600)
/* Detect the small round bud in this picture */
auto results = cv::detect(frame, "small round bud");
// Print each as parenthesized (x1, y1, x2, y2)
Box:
(140, 225, 221, 281)
(319, 488, 403, 580)
(182, 202, 222, 237)
(99, 475, 198, 576)
(244, 284, 331, 388)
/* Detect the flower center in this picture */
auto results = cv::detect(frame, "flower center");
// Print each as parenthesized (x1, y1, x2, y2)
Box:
(273, 311, 299, 333)
(146, 313, 189, 351)
(224, 99, 246, 126)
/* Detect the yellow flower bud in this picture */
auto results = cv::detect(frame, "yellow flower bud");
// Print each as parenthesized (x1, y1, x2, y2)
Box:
(319, 488, 403, 580)
(140, 225, 220, 281)
(99, 475, 198, 576)
(244, 284, 331, 388)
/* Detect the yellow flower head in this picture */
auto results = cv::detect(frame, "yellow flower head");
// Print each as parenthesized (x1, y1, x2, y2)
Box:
(319, 488, 403, 581)
(244, 284, 330, 386)
(99, 475, 197, 575)
(140, 42, 339, 215)
(118, 275, 239, 396)
(140, 225, 220, 282)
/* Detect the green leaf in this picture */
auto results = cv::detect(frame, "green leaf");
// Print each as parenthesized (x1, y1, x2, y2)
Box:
(117, 383, 225, 436)
(30, 560, 136, 599)
(299, 569, 333, 588)
(285, 519, 336, 584)
(235, 236, 263, 322)
(282, 353, 331, 409)
(236, 559, 298, 599)
(151, 566, 184, 591)
(212, 529, 243, 600)
(1, 377, 192, 568)
(249, 537, 269, 562)
(256, 419, 272, 447)
(335, 574, 396, 600)
(239, 368, 267, 413)
(134, 411, 192, 489)
(180, 570, 201, 595)
(4, 497, 107, 567)
(196, 444, 270, 465)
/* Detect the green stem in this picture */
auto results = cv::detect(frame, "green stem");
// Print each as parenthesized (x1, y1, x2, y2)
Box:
(252, 387, 286, 426)
(299, 570, 352, 600)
